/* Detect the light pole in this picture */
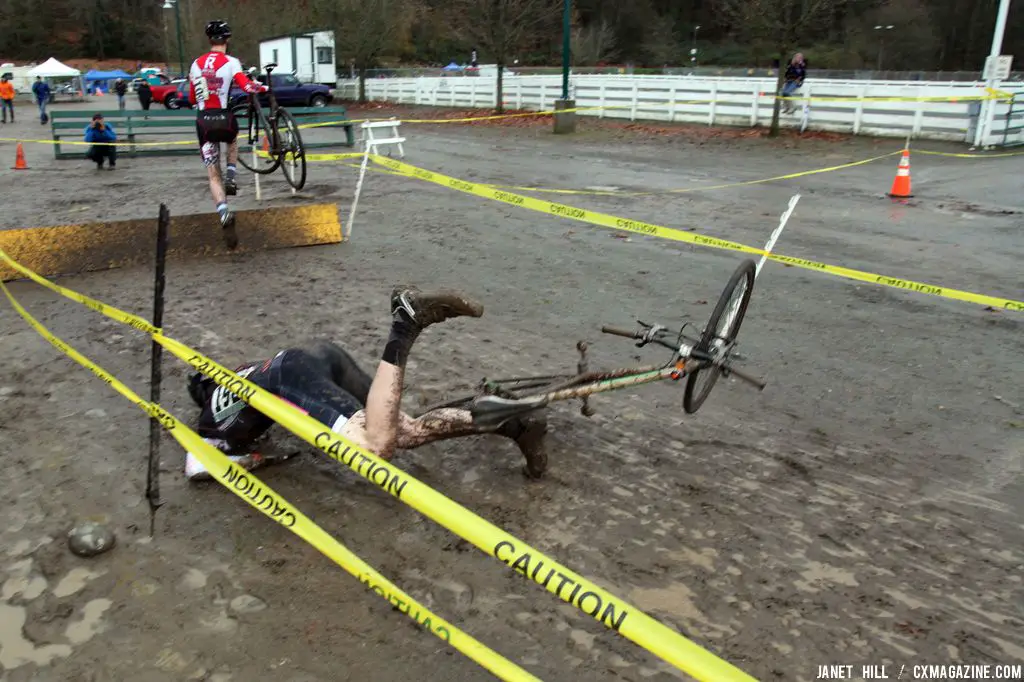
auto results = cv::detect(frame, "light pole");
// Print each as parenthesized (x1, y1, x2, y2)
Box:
(873, 25, 894, 72)
(692, 25, 701, 65)
(561, 0, 571, 100)
(554, 0, 575, 133)
(162, 0, 186, 78)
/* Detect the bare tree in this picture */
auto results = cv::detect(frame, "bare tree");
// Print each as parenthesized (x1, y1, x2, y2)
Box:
(572, 18, 617, 65)
(719, 0, 842, 136)
(453, 0, 559, 113)
(312, 0, 418, 102)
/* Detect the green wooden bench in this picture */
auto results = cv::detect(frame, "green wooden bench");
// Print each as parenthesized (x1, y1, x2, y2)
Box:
(50, 105, 355, 160)
(288, 106, 357, 147)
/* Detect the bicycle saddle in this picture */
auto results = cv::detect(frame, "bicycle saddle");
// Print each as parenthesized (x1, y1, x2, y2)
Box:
(264, 63, 278, 73)
(470, 395, 548, 427)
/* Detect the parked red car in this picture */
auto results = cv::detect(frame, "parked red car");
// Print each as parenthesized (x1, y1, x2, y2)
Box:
(152, 79, 187, 108)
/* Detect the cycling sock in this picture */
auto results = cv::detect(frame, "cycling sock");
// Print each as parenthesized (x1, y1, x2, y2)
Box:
(382, 316, 419, 368)
(225, 164, 236, 181)
(216, 202, 229, 218)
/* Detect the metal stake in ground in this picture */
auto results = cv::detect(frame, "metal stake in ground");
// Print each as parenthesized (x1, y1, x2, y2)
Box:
(146, 204, 170, 535)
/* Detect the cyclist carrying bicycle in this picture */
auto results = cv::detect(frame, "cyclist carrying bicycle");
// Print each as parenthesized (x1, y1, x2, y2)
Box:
(189, 19, 267, 249)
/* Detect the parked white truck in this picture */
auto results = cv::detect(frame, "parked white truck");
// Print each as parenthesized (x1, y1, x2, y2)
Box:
(258, 30, 337, 85)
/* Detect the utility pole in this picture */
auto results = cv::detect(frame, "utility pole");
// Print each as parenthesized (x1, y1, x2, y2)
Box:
(975, 0, 1013, 147)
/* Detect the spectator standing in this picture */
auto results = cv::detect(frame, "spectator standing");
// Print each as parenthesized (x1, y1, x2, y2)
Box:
(114, 78, 128, 110)
(84, 113, 117, 169)
(0, 76, 15, 123)
(781, 53, 807, 114)
(32, 76, 51, 124)
(137, 80, 153, 111)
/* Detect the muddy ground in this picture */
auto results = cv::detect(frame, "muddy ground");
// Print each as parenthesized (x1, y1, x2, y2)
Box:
(0, 100, 1022, 682)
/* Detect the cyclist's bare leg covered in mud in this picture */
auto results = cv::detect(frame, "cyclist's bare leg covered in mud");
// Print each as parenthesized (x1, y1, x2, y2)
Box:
(185, 288, 548, 481)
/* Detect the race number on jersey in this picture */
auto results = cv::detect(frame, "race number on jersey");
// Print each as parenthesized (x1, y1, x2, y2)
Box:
(210, 366, 257, 423)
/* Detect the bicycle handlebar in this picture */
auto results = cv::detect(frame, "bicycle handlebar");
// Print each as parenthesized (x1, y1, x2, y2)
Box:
(600, 325, 641, 339)
(603, 323, 767, 390)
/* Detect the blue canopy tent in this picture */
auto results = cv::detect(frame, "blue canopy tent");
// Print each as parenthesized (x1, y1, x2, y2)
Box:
(84, 69, 133, 94)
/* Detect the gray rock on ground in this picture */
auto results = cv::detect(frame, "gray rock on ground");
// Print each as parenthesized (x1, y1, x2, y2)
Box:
(68, 522, 116, 557)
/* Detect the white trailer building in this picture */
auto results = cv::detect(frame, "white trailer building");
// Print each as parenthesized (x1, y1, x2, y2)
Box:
(258, 30, 336, 85)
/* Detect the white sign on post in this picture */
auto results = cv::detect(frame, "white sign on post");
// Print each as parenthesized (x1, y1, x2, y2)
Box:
(984, 55, 1013, 80)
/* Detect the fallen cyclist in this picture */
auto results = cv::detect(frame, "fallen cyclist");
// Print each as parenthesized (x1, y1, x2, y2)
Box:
(185, 287, 549, 482)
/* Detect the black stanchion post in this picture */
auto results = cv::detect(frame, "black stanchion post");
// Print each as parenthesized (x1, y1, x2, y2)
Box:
(146, 204, 169, 535)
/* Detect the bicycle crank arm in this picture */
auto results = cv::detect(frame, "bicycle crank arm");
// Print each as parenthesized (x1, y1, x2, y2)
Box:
(723, 365, 767, 391)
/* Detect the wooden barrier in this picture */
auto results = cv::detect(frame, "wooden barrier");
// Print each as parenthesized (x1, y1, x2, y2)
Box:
(0, 203, 342, 281)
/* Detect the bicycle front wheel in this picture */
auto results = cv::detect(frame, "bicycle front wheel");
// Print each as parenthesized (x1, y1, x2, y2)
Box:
(683, 259, 756, 414)
(232, 101, 280, 175)
(274, 108, 307, 190)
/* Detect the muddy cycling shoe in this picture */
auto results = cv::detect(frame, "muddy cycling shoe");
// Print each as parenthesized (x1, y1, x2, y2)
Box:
(391, 286, 484, 330)
(224, 177, 238, 196)
(498, 413, 549, 479)
(220, 210, 238, 250)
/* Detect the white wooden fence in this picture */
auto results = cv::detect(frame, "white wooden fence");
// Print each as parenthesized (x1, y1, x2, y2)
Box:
(336, 74, 1024, 146)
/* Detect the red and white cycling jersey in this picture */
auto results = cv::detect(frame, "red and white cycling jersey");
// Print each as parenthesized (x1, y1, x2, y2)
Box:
(188, 51, 263, 110)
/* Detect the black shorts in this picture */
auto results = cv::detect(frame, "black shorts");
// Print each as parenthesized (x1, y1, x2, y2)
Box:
(195, 108, 238, 166)
(196, 341, 372, 451)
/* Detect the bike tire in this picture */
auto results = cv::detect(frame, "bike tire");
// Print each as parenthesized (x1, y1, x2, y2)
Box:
(275, 108, 307, 190)
(683, 259, 756, 414)
(232, 101, 280, 175)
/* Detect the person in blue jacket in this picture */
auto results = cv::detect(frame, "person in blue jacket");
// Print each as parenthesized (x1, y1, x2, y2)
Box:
(31, 77, 51, 124)
(84, 113, 117, 169)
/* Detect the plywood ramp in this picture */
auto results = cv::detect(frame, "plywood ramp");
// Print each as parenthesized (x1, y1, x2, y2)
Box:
(0, 204, 342, 281)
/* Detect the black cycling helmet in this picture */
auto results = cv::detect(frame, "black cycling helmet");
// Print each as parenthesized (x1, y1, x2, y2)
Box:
(205, 20, 232, 43)
(187, 372, 214, 408)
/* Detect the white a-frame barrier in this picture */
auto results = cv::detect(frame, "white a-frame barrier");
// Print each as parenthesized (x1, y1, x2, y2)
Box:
(345, 119, 407, 238)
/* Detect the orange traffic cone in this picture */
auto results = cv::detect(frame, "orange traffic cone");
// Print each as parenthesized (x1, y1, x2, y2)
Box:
(261, 136, 270, 153)
(12, 143, 28, 170)
(888, 149, 913, 198)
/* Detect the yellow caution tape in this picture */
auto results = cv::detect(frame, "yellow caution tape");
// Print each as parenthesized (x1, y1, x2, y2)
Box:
(304, 151, 366, 161)
(0, 136, 195, 148)
(0, 246, 758, 682)
(370, 156, 1024, 312)
(477, 151, 900, 196)
(296, 99, 723, 130)
(0, 278, 541, 682)
(985, 87, 1015, 100)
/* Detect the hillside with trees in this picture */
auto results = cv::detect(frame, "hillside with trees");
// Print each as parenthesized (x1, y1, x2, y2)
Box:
(0, 0, 1018, 74)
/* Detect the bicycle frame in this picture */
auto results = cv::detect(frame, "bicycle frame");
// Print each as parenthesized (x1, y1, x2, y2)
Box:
(476, 332, 696, 408)
(243, 66, 281, 150)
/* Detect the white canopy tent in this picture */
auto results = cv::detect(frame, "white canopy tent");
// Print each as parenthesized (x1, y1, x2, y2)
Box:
(23, 57, 85, 99)
(28, 57, 81, 78)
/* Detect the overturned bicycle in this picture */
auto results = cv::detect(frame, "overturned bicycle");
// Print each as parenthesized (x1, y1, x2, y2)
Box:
(419, 258, 767, 445)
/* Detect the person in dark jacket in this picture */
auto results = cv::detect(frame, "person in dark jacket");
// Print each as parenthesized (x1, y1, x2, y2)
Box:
(137, 81, 153, 111)
(114, 79, 128, 110)
(31, 77, 51, 124)
(84, 113, 117, 169)
(781, 53, 807, 114)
